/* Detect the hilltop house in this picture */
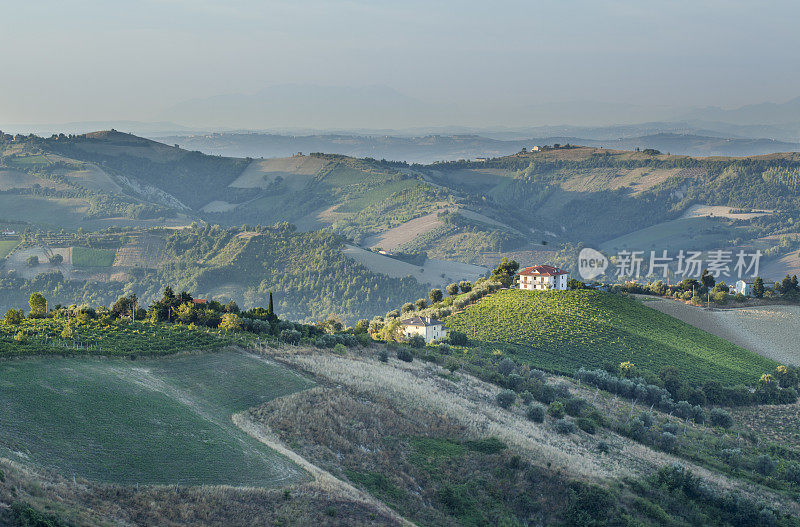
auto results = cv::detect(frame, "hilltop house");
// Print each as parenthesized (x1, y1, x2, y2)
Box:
(733, 279, 754, 296)
(400, 316, 448, 344)
(518, 265, 570, 291)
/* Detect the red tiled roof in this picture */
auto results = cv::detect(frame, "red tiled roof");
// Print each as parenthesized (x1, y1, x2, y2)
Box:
(518, 265, 569, 277)
(192, 299, 208, 304)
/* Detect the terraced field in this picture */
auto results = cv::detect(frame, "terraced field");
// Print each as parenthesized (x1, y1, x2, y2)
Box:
(445, 289, 777, 385)
(0, 351, 313, 486)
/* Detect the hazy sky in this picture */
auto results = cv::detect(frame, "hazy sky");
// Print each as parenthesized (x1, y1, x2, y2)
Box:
(2, 0, 799, 127)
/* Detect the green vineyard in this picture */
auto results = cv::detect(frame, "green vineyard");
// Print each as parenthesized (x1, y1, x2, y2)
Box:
(71, 247, 116, 267)
(0, 318, 231, 357)
(445, 289, 777, 386)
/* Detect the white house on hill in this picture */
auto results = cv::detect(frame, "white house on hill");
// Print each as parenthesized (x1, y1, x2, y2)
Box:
(400, 316, 448, 343)
(733, 279, 754, 296)
(518, 265, 570, 290)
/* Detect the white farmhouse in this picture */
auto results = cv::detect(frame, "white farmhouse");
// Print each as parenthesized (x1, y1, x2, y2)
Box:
(733, 279, 754, 296)
(400, 316, 448, 344)
(518, 265, 570, 291)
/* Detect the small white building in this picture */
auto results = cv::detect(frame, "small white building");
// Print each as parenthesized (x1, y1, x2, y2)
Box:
(518, 265, 570, 291)
(474, 157, 489, 162)
(531, 146, 541, 151)
(400, 316, 448, 343)
(733, 279, 754, 296)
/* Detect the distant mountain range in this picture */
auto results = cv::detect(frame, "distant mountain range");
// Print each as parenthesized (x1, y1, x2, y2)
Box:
(156, 131, 800, 163)
(158, 85, 800, 135)
(5, 87, 800, 161)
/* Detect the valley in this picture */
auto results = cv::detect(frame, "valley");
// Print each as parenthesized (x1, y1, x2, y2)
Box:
(6, 4, 800, 525)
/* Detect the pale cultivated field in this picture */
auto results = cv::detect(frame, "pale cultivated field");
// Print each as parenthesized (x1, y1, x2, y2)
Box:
(343, 244, 487, 286)
(112, 234, 166, 268)
(640, 296, 800, 365)
(761, 248, 800, 280)
(0, 169, 66, 191)
(4, 246, 74, 279)
(292, 205, 333, 232)
(680, 204, 773, 220)
(559, 167, 682, 195)
(230, 157, 325, 189)
(363, 209, 448, 250)
(61, 163, 123, 194)
(201, 200, 239, 212)
(456, 208, 525, 234)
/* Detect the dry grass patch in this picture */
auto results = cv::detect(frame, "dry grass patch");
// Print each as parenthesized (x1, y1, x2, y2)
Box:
(0, 458, 398, 527)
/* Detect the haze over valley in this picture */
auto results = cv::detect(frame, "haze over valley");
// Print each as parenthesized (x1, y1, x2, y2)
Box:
(3, 2, 800, 526)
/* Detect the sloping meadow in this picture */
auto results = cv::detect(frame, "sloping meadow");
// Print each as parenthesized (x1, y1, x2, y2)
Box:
(0, 351, 313, 486)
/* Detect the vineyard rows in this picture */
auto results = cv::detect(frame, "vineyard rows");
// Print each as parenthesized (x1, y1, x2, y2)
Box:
(445, 289, 777, 386)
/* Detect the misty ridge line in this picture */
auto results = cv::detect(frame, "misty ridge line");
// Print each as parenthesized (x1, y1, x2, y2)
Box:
(4, 85, 800, 140)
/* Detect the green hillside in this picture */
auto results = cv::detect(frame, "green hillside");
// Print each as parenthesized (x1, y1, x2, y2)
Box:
(445, 289, 777, 385)
(159, 224, 429, 323)
(0, 352, 311, 486)
(0, 224, 428, 323)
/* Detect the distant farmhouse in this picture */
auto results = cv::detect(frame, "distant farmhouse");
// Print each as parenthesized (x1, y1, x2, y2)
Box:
(531, 146, 541, 151)
(518, 265, 570, 291)
(400, 316, 448, 344)
(474, 157, 489, 162)
(733, 279, 754, 296)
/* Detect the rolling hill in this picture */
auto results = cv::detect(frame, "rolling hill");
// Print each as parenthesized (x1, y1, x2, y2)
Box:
(445, 289, 777, 385)
(0, 224, 429, 324)
(3, 131, 800, 319)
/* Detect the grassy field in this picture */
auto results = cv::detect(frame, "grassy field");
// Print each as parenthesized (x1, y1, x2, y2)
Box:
(0, 351, 312, 486)
(336, 179, 420, 212)
(599, 216, 739, 253)
(0, 195, 90, 228)
(0, 240, 18, 258)
(71, 247, 116, 267)
(445, 289, 777, 385)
